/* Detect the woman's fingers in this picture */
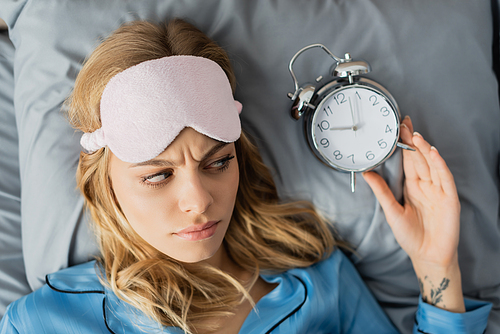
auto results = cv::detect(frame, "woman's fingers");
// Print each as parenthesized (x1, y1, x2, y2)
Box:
(412, 133, 441, 187)
(400, 123, 413, 146)
(403, 132, 432, 183)
(400, 117, 445, 189)
(362, 171, 404, 225)
(428, 146, 457, 196)
(402, 115, 414, 134)
(399, 120, 417, 178)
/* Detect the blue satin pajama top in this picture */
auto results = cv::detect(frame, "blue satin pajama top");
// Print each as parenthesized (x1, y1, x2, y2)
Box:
(0, 251, 492, 333)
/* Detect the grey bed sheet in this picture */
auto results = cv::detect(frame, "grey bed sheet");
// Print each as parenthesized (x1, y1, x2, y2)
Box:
(0, 0, 499, 332)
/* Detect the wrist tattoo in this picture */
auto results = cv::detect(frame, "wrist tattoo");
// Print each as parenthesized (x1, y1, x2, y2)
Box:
(418, 276, 450, 306)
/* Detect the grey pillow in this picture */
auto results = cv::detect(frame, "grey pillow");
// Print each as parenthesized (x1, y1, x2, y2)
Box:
(1, 0, 499, 332)
(0, 30, 31, 316)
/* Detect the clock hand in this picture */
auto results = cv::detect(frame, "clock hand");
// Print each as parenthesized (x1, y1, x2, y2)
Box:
(353, 94, 360, 125)
(349, 97, 355, 126)
(349, 97, 357, 137)
(330, 126, 356, 131)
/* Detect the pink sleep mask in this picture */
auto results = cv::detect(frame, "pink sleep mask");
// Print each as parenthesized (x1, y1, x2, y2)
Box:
(80, 55, 242, 163)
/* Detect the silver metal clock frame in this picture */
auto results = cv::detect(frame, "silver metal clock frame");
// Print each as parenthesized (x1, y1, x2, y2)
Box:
(288, 44, 414, 192)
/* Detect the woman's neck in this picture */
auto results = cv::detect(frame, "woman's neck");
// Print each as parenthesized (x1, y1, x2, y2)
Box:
(202, 244, 251, 281)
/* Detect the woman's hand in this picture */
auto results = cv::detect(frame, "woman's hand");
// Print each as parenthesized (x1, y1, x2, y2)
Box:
(363, 116, 465, 312)
(363, 116, 460, 267)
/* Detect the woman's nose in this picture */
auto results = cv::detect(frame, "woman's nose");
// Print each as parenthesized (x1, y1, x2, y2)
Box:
(178, 174, 213, 214)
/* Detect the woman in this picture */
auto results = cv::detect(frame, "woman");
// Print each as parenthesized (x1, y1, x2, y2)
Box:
(0, 19, 491, 334)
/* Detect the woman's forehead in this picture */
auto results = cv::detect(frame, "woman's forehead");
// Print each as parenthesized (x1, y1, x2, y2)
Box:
(127, 128, 232, 167)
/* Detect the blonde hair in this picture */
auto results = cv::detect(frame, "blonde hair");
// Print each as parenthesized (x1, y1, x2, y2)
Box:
(67, 19, 344, 333)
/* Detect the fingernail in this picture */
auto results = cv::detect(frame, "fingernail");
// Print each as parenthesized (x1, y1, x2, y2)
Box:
(430, 146, 438, 152)
(413, 131, 422, 138)
(400, 123, 409, 130)
(404, 115, 410, 120)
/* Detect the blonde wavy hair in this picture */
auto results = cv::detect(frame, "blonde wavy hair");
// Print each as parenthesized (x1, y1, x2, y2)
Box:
(67, 19, 345, 333)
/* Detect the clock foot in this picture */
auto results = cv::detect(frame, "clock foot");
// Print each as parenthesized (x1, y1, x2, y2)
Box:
(350, 171, 356, 193)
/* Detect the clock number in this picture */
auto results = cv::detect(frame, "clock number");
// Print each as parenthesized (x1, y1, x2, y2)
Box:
(333, 150, 343, 160)
(385, 125, 393, 133)
(380, 107, 390, 117)
(317, 120, 330, 132)
(366, 151, 375, 161)
(378, 139, 387, 149)
(347, 154, 355, 164)
(324, 106, 333, 117)
(333, 93, 346, 105)
(369, 95, 379, 106)
(355, 91, 361, 100)
(320, 138, 330, 148)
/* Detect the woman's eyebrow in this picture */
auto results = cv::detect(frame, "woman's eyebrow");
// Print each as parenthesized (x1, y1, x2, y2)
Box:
(129, 159, 174, 168)
(129, 142, 229, 168)
(200, 142, 229, 162)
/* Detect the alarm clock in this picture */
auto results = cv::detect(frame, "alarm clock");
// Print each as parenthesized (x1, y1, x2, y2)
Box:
(287, 44, 413, 192)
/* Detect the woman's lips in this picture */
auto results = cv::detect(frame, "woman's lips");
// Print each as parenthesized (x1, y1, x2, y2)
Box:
(174, 221, 220, 241)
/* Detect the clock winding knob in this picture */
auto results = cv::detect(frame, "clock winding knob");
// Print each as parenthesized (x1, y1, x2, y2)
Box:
(333, 54, 371, 78)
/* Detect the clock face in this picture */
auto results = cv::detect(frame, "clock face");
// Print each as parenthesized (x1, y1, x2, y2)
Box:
(311, 85, 399, 171)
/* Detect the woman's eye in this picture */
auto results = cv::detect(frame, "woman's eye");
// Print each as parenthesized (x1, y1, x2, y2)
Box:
(147, 174, 167, 183)
(211, 160, 226, 168)
(142, 171, 172, 186)
(206, 155, 235, 171)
